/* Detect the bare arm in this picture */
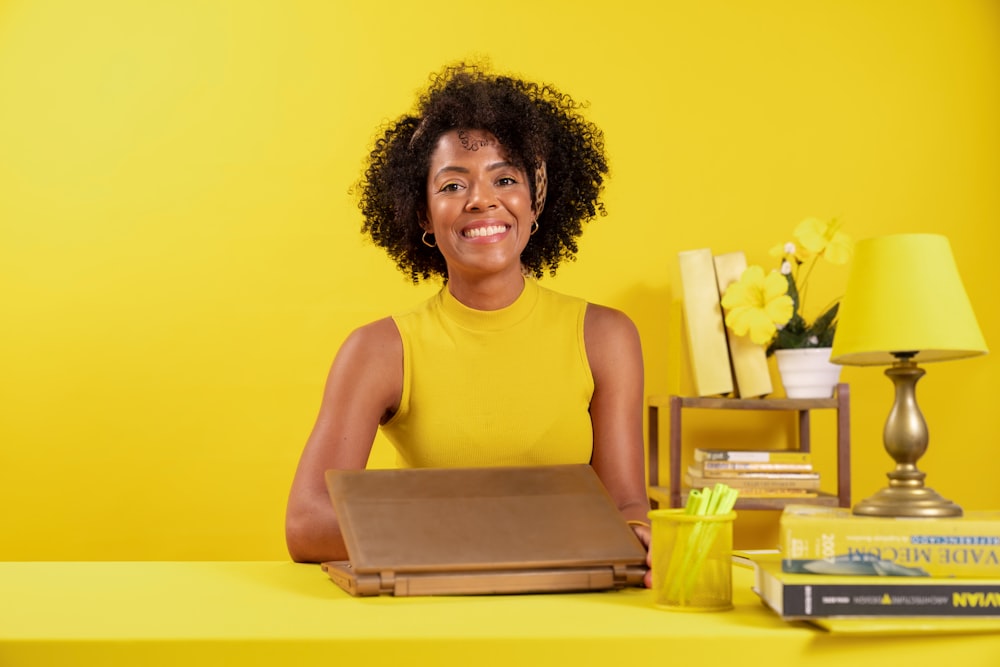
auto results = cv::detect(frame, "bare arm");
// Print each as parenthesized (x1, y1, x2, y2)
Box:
(584, 304, 652, 582)
(284, 317, 403, 563)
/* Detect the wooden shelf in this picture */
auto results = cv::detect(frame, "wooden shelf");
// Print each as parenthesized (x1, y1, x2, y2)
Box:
(646, 383, 851, 510)
(648, 487, 841, 511)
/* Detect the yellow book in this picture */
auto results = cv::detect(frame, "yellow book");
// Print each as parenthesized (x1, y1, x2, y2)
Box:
(809, 616, 1000, 635)
(780, 505, 1000, 578)
(686, 467, 820, 491)
(698, 460, 815, 474)
(676, 249, 733, 396)
(694, 448, 811, 464)
(748, 553, 1000, 619)
(713, 251, 772, 397)
(735, 552, 1000, 632)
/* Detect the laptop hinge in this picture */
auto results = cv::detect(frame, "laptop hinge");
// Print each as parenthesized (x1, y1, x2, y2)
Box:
(379, 571, 396, 594)
(612, 564, 629, 586)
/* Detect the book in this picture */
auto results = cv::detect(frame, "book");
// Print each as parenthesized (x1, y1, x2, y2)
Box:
(686, 467, 821, 491)
(694, 448, 811, 464)
(780, 505, 1000, 578)
(686, 479, 817, 497)
(749, 554, 1000, 619)
(809, 616, 1000, 636)
(713, 251, 772, 398)
(696, 484, 818, 499)
(688, 465, 820, 481)
(698, 460, 814, 474)
(692, 467, 819, 481)
(676, 248, 734, 397)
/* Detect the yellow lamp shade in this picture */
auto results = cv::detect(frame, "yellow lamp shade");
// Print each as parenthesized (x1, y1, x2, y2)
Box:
(831, 234, 988, 366)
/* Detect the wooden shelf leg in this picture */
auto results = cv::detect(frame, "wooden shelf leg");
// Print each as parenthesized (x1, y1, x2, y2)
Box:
(836, 383, 851, 507)
(647, 404, 660, 509)
(797, 410, 812, 453)
(669, 396, 682, 508)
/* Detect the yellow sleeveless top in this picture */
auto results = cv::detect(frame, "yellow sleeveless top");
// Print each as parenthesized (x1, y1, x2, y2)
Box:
(380, 278, 595, 467)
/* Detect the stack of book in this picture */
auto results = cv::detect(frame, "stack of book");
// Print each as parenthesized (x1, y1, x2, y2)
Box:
(741, 505, 1000, 629)
(685, 448, 820, 499)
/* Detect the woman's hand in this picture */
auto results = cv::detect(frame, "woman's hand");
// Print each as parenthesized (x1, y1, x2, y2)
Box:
(629, 521, 652, 588)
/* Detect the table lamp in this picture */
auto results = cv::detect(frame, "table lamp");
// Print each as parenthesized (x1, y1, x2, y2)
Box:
(831, 234, 987, 518)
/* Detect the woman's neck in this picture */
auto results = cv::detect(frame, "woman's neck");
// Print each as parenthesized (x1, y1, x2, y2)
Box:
(445, 268, 527, 311)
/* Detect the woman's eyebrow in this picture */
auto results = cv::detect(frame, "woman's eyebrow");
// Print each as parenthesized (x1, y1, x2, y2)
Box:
(433, 161, 516, 180)
(432, 165, 469, 179)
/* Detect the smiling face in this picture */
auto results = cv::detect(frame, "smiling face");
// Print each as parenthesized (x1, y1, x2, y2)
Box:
(423, 129, 535, 288)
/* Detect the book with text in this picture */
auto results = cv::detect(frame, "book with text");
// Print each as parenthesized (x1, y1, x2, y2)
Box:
(694, 448, 811, 464)
(751, 555, 1000, 619)
(686, 467, 821, 491)
(703, 486, 818, 498)
(696, 461, 815, 476)
(686, 480, 817, 497)
(781, 505, 1000, 578)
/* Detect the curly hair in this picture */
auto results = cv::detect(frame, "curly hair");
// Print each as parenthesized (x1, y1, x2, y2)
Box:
(356, 63, 609, 282)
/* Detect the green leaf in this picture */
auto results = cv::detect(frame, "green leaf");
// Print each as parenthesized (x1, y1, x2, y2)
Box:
(767, 303, 839, 354)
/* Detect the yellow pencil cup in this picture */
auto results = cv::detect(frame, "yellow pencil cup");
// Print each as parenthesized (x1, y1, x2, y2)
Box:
(648, 508, 736, 612)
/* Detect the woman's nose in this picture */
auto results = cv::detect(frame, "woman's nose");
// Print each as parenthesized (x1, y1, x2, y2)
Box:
(465, 181, 498, 210)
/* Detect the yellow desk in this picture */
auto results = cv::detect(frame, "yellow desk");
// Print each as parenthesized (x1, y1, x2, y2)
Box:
(3, 561, 999, 666)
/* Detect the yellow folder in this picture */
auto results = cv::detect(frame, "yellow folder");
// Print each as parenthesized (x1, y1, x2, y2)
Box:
(714, 251, 772, 398)
(676, 248, 734, 396)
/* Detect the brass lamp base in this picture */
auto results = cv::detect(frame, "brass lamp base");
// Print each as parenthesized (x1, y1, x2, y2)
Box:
(852, 354, 963, 519)
(853, 478, 963, 518)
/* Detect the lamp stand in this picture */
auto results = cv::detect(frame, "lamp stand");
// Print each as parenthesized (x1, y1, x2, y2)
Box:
(853, 354, 963, 518)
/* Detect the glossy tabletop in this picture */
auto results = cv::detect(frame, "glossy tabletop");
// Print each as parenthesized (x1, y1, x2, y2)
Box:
(2, 561, 999, 666)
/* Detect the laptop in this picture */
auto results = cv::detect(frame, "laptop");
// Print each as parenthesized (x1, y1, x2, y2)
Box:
(321, 464, 648, 596)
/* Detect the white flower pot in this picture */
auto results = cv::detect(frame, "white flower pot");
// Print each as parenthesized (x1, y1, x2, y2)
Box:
(774, 347, 842, 399)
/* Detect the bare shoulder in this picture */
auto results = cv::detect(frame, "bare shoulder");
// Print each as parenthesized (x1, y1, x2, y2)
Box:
(326, 316, 403, 419)
(339, 316, 402, 359)
(584, 303, 641, 347)
(583, 303, 643, 378)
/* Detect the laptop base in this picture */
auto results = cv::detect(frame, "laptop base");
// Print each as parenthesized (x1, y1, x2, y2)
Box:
(322, 560, 646, 597)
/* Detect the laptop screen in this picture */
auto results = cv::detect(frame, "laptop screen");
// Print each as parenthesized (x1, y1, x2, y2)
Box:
(325, 464, 647, 574)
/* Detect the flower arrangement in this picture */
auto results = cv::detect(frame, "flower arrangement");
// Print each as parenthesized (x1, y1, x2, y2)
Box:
(720, 218, 852, 355)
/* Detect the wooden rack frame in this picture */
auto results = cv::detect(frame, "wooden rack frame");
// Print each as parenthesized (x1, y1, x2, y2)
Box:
(646, 383, 851, 510)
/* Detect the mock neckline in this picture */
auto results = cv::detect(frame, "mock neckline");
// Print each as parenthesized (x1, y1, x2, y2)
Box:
(439, 277, 539, 331)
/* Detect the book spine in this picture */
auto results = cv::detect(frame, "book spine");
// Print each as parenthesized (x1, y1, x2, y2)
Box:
(695, 469, 819, 480)
(713, 251, 772, 398)
(677, 249, 734, 397)
(780, 510, 1000, 578)
(726, 489, 818, 498)
(685, 472, 820, 491)
(695, 449, 811, 464)
(689, 464, 818, 478)
(699, 461, 814, 473)
(693, 470, 820, 481)
(780, 581, 1000, 618)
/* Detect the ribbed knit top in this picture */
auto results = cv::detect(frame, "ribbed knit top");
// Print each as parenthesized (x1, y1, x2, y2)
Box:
(380, 277, 595, 467)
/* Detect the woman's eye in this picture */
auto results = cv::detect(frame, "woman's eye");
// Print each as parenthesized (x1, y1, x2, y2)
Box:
(496, 176, 517, 187)
(439, 182, 462, 193)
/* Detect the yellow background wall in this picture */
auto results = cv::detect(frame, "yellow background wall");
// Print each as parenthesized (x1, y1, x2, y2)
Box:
(1, 0, 998, 559)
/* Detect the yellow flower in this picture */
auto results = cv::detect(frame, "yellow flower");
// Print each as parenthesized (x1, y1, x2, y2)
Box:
(793, 217, 852, 265)
(720, 265, 795, 346)
(721, 217, 852, 353)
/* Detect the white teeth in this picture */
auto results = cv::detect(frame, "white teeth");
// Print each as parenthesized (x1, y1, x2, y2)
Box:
(464, 225, 507, 238)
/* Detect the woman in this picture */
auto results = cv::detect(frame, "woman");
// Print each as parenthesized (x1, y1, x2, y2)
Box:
(285, 64, 650, 577)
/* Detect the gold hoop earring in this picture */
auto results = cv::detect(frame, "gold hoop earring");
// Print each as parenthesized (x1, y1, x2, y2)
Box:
(530, 220, 539, 235)
(421, 231, 437, 248)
